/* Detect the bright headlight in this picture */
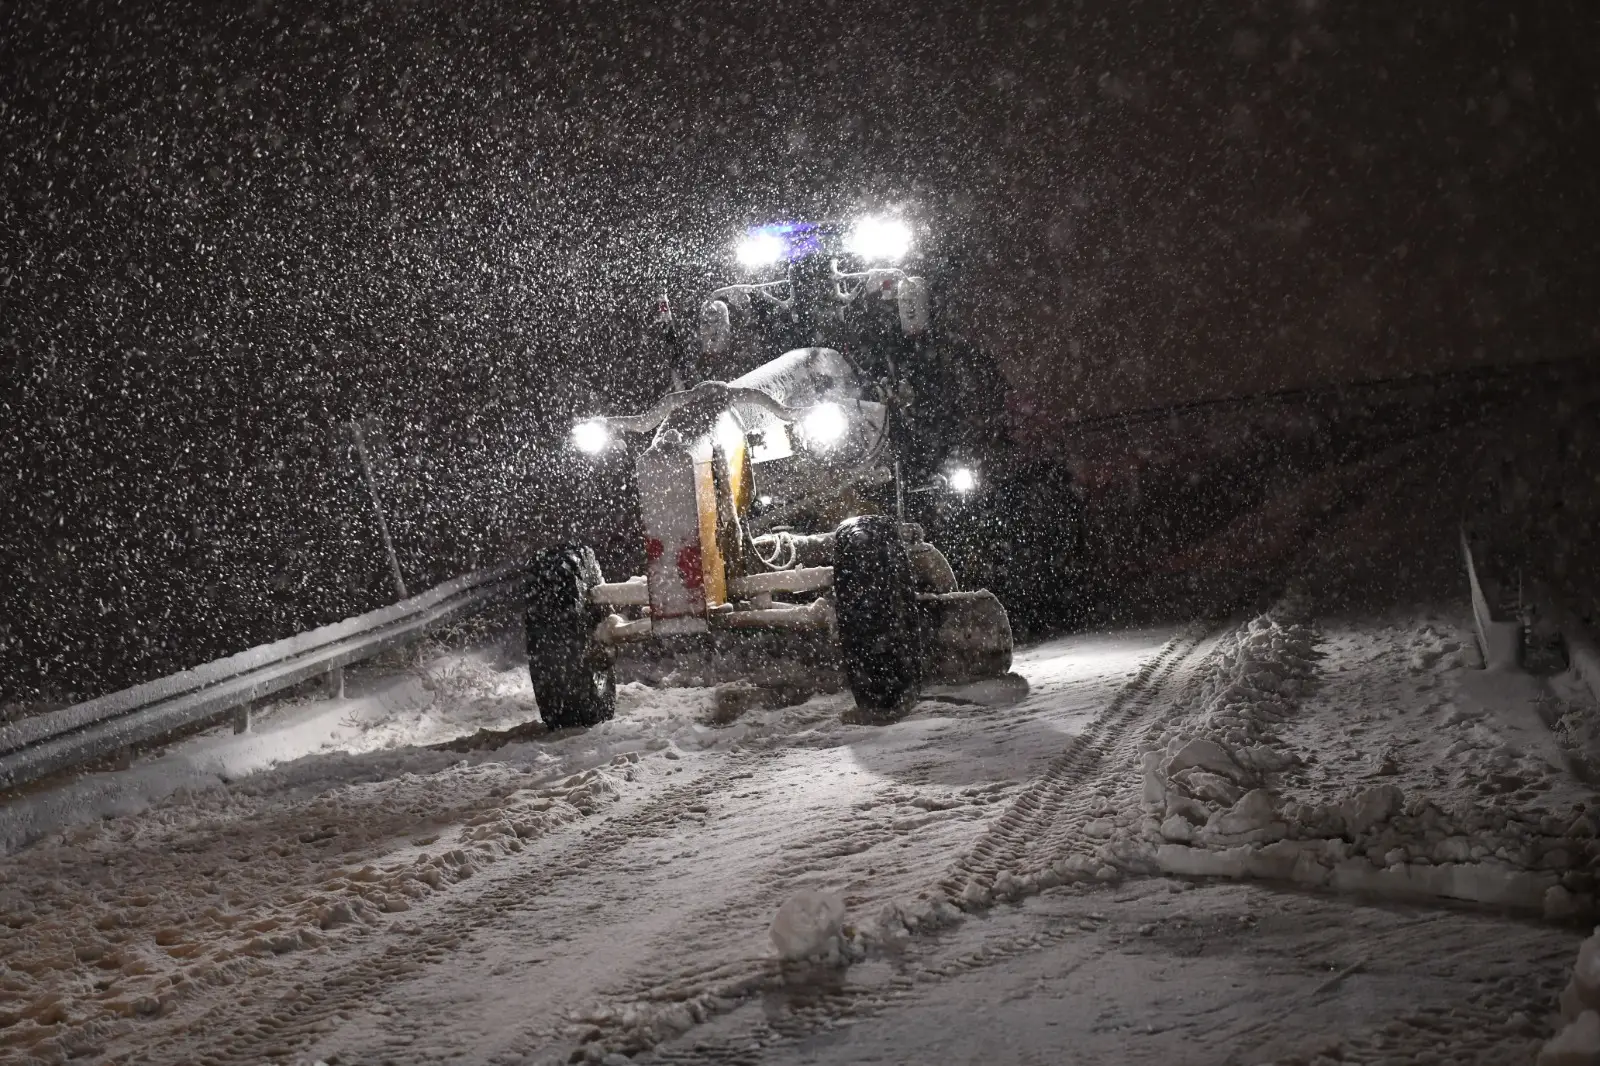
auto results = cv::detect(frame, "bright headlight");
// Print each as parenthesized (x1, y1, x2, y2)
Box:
(800, 402, 848, 450)
(844, 216, 912, 263)
(736, 231, 785, 269)
(947, 465, 978, 494)
(570, 418, 611, 455)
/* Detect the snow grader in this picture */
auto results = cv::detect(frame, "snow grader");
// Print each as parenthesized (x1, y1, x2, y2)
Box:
(526, 216, 1014, 726)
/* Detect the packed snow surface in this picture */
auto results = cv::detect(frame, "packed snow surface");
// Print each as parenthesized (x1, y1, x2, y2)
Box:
(0, 604, 1593, 1064)
(0, 629, 1158, 1063)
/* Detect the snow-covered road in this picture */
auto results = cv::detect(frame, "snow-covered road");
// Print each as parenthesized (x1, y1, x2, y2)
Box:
(664, 878, 1577, 1065)
(1, 628, 1178, 1064)
(2, 604, 1593, 1065)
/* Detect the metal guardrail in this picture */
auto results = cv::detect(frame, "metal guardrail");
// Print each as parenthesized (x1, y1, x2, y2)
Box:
(1460, 527, 1523, 671)
(0, 561, 527, 791)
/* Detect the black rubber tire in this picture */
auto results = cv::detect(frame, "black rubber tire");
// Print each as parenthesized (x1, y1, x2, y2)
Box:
(834, 515, 925, 716)
(525, 545, 616, 730)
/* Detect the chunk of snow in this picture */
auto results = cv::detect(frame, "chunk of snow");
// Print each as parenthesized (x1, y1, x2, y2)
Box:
(1242, 839, 1328, 883)
(1140, 750, 1167, 805)
(769, 890, 846, 961)
(1173, 768, 1243, 805)
(1154, 843, 1252, 879)
(1338, 784, 1403, 836)
(1559, 930, 1600, 1022)
(1538, 1010, 1600, 1066)
(1547, 886, 1584, 921)
(1159, 815, 1195, 842)
(1238, 744, 1293, 772)
(1329, 859, 1554, 909)
(1211, 789, 1280, 836)
(1163, 737, 1244, 781)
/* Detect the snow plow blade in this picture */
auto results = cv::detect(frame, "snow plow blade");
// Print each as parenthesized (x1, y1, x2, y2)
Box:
(608, 588, 1012, 692)
(919, 589, 1014, 682)
(612, 629, 843, 690)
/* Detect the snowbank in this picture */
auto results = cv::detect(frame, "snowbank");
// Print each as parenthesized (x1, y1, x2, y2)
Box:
(1542, 928, 1600, 1066)
(0, 638, 869, 857)
(952, 598, 1597, 918)
(1137, 605, 1584, 910)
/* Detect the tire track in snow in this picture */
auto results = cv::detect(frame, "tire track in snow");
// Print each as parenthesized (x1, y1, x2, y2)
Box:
(0, 757, 592, 1065)
(645, 921, 1093, 1066)
(646, 880, 1576, 1066)
(100, 630, 1183, 1065)
(542, 765, 995, 1058)
(112, 752, 776, 1066)
(938, 620, 1221, 906)
(532, 631, 1211, 1063)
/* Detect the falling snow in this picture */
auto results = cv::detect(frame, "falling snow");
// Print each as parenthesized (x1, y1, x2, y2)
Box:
(3, 2, 1600, 1064)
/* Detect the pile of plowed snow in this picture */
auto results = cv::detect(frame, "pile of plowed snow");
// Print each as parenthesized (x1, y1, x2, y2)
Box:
(1138, 600, 1596, 915)
(1543, 927, 1600, 1065)
(960, 597, 1597, 918)
(0, 639, 868, 856)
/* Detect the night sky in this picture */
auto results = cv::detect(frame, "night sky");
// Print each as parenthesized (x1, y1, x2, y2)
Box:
(3, 0, 1598, 703)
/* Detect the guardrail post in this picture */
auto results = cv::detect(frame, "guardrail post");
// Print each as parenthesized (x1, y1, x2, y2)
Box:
(232, 703, 252, 735)
(349, 419, 408, 601)
(322, 665, 345, 700)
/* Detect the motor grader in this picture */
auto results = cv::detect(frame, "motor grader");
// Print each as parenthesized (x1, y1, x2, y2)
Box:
(527, 216, 1013, 726)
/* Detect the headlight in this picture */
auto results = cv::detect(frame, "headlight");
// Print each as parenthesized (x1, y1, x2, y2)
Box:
(844, 216, 912, 263)
(946, 465, 978, 494)
(735, 221, 822, 269)
(570, 418, 611, 455)
(799, 402, 848, 450)
(736, 231, 785, 269)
